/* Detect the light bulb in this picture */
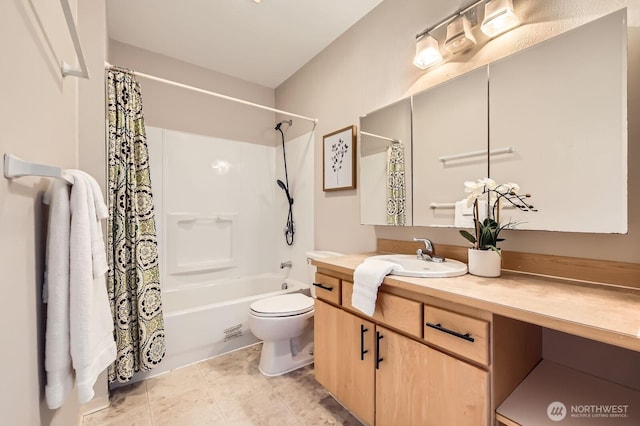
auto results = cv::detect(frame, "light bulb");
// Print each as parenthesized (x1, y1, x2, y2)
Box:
(413, 35, 443, 69)
(481, 0, 520, 38)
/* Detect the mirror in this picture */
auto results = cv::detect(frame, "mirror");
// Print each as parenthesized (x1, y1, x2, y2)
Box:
(488, 9, 627, 233)
(412, 66, 488, 227)
(360, 9, 627, 233)
(360, 98, 412, 226)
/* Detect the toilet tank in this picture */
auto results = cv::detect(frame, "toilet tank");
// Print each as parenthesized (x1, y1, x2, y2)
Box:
(305, 251, 343, 298)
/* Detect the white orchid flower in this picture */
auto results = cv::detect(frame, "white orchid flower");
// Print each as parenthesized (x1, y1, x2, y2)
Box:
(478, 177, 497, 190)
(506, 182, 520, 194)
(464, 181, 483, 202)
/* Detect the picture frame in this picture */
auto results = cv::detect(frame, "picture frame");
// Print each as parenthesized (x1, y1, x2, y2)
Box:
(323, 125, 357, 191)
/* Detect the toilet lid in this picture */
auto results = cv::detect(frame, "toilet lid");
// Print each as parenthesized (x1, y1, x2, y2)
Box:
(250, 293, 314, 317)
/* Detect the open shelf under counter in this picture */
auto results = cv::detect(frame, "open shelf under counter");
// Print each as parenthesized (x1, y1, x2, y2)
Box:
(496, 360, 640, 425)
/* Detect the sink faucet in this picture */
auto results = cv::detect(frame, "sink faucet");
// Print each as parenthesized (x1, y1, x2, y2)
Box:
(413, 238, 445, 263)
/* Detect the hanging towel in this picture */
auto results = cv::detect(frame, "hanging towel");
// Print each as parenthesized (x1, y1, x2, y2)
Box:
(386, 143, 406, 226)
(352, 259, 399, 316)
(43, 179, 73, 409)
(454, 199, 476, 228)
(66, 170, 116, 404)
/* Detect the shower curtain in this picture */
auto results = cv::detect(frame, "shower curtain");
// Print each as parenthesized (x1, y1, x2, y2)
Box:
(386, 143, 406, 226)
(106, 68, 165, 383)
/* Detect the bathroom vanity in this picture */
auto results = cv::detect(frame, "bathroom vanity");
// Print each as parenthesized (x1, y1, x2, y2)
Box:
(311, 241, 640, 426)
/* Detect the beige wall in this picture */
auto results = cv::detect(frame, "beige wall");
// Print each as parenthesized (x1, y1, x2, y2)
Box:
(0, 0, 106, 424)
(276, 0, 640, 263)
(108, 40, 278, 146)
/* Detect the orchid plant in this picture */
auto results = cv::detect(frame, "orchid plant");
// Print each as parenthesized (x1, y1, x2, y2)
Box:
(459, 178, 536, 254)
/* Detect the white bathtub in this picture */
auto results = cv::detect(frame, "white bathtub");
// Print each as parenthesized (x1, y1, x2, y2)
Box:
(124, 273, 310, 383)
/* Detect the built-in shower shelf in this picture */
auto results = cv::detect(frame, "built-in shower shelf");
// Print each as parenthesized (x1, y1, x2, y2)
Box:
(166, 212, 239, 274)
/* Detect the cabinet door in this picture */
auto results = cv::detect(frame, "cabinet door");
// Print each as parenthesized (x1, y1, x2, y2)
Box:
(337, 310, 375, 425)
(489, 10, 627, 233)
(375, 326, 430, 425)
(314, 299, 341, 395)
(376, 326, 489, 426)
(426, 343, 489, 426)
(412, 66, 489, 227)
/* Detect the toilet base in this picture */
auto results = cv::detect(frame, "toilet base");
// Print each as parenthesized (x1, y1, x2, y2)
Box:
(258, 329, 314, 377)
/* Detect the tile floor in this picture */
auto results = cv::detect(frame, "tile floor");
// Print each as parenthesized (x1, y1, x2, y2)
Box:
(82, 344, 363, 426)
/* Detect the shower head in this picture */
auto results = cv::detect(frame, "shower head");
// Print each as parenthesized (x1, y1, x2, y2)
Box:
(277, 179, 287, 190)
(275, 120, 293, 131)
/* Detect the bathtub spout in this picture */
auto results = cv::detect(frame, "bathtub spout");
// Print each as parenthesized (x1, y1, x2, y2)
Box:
(280, 260, 292, 269)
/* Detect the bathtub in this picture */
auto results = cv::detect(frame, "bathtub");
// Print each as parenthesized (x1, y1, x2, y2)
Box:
(124, 273, 310, 383)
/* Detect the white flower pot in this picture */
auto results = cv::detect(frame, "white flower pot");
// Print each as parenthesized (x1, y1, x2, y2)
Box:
(468, 248, 501, 277)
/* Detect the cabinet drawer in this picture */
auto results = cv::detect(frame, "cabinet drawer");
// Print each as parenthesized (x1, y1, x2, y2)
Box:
(314, 273, 341, 305)
(423, 305, 489, 366)
(342, 281, 422, 338)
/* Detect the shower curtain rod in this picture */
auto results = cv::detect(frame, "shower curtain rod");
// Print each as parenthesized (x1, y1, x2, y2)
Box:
(105, 62, 318, 125)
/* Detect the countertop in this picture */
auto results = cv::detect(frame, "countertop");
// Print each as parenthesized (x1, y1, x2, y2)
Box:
(312, 253, 640, 353)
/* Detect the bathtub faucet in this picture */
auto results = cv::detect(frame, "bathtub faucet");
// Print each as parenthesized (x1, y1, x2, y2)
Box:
(280, 260, 292, 269)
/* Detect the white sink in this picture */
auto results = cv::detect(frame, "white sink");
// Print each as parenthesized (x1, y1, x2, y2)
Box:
(368, 254, 468, 278)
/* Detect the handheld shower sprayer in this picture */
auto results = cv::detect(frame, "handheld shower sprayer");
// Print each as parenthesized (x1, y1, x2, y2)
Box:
(275, 119, 295, 245)
(277, 179, 294, 205)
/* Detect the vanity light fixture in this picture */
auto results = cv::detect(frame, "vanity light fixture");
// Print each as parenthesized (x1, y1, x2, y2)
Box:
(414, 0, 522, 70)
(444, 15, 476, 54)
(481, 0, 520, 37)
(413, 34, 443, 69)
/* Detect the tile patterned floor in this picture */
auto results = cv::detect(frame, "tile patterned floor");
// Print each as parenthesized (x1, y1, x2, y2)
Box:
(82, 344, 363, 426)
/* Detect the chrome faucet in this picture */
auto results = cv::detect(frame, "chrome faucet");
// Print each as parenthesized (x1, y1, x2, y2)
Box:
(412, 238, 445, 263)
(280, 260, 292, 269)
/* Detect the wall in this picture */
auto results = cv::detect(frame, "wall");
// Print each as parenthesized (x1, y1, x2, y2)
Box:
(0, 0, 105, 425)
(276, 0, 640, 263)
(108, 40, 277, 147)
(275, 130, 316, 283)
(147, 127, 280, 289)
(109, 43, 317, 283)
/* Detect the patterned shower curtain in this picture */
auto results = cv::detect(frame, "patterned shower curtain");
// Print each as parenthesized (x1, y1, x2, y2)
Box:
(106, 68, 165, 383)
(386, 143, 406, 226)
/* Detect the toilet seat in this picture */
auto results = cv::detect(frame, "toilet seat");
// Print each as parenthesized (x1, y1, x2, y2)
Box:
(250, 293, 314, 318)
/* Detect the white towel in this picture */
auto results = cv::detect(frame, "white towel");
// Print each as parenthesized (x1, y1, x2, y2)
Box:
(43, 179, 74, 409)
(66, 171, 116, 404)
(67, 169, 108, 275)
(454, 199, 475, 228)
(352, 260, 399, 316)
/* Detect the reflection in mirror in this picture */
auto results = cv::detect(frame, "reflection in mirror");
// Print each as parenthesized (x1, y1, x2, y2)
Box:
(412, 66, 489, 227)
(360, 98, 412, 225)
(489, 9, 627, 233)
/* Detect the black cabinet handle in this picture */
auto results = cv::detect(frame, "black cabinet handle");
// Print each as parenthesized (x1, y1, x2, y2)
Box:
(375, 331, 384, 369)
(312, 282, 333, 291)
(426, 322, 475, 343)
(360, 324, 369, 361)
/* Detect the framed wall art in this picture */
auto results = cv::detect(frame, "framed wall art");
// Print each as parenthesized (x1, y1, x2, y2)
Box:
(323, 125, 357, 191)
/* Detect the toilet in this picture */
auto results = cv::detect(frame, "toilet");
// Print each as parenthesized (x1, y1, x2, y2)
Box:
(248, 251, 343, 376)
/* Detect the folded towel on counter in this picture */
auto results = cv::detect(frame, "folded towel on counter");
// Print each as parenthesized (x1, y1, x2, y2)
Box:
(43, 179, 74, 409)
(66, 170, 116, 404)
(352, 260, 399, 316)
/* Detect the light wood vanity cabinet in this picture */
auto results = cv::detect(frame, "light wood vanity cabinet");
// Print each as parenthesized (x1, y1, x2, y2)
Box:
(314, 299, 375, 424)
(313, 272, 341, 305)
(376, 325, 489, 426)
(314, 272, 491, 425)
